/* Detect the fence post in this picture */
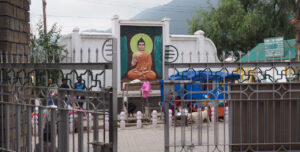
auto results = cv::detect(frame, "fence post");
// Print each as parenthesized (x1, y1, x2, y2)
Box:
(93, 112, 99, 142)
(38, 107, 44, 152)
(50, 108, 57, 152)
(164, 100, 170, 152)
(57, 90, 69, 152)
(27, 105, 32, 152)
(78, 112, 84, 152)
(110, 38, 118, 152)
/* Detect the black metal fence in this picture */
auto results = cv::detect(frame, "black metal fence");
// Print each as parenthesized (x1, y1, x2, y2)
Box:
(163, 48, 300, 152)
(0, 38, 118, 152)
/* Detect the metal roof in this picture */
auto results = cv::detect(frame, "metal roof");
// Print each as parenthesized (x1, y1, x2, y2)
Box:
(239, 39, 296, 62)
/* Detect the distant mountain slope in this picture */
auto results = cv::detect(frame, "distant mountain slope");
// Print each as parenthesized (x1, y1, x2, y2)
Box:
(132, 0, 218, 34)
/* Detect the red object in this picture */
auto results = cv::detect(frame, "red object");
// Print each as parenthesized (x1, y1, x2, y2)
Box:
(208, 107, 225, 118)
(31, 113, 39, 118)
(172, 96, 181, 106)
(289, 18, 296, 24)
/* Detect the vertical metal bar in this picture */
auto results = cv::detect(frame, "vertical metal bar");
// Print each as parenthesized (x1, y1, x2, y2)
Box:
(10, 52, 13, 63)
(73, 49, 75, 63)
(22, 50, 25, 63)
(0, 68, 3, 148)
(80, 49, 83, 63)
(164, 99, 170, 152)
(174, 101, 177, 152)
(240, 75, 243, 152)
(5, 104, 9, 150)
(59, 49, 62, 63)
(88, 48, 91, 63)
(72, 110, 75, 152)
(189, 51, 192, 63)
(214, 103, 218, 146)
(288, 61, 292, 151)
(27, 105, 32, 152)
(198, 100, 202, 145)
(16, 104, 20, 152)
(33, 90, 37, 150)
(92, 112, 98, 152)
(33, 49, 37, 63)
(16, 49, 18, 63)
(65, 49, 68, 63)
(223, 59, 226, 152)
(297, 100, 300, 142)
(110, 38, 118, 152)
(206, 64, 209, 152)
(272, 84, 275, 151)
(45, 64, 48, 87)
(58, 109, 69, 152)
(52, 49, 55, 63)
(38, 107, 44, 152)
(109, 90, 114, 151)
(28, 49, 31, 63)
(0, 51, 3, 63)
(197, 51, 200, 63)
(46, 49, 48, 63)
(96, 48, 99, 63)
(78, 112, 84, 152)
(87, 109, 90, 152)
(5, 52, 8, 63)
(180, 84, 185, 147)
(93, 113, 99, 142)
(103, 103, 106, 143)
(50, 108, 56, 152)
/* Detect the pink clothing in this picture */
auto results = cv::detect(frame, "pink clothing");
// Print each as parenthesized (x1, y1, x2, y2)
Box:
(140, 81, 152, 98)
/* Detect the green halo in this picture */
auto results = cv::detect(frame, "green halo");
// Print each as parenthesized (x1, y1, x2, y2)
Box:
(130, 33, 153, 54)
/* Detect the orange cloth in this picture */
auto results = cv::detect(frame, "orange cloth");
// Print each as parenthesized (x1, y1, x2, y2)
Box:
(128, 51, 156, 80)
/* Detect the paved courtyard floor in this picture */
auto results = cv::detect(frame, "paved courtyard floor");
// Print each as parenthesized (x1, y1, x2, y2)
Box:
(32, 122, 229, 152)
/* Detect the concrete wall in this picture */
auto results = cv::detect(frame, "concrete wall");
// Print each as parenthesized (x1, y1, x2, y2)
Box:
(59, 16, 219, 94)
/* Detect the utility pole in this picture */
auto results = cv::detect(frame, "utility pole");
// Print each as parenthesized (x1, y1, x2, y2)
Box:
(42, 0, 47, 34)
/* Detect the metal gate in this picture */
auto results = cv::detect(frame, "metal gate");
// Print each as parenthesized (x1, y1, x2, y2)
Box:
(0, 38, 118, 152)
(163, 49, 300, 151)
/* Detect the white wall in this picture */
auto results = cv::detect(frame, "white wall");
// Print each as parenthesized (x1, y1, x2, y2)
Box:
(59, 16, 219, 93)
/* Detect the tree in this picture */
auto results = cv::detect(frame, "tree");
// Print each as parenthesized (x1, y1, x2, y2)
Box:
(30, 21, 66, 86)
(187, 0, 296, 58)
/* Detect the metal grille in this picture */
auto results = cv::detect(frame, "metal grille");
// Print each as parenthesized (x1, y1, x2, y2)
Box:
(163, 48, 300, 151)
(0, 38, 118, 152)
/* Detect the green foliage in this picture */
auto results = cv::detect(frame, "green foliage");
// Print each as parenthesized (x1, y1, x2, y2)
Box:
(30, 21, 66, 86)
(30, 21, 66, 63)
(187, 0, 296, 58)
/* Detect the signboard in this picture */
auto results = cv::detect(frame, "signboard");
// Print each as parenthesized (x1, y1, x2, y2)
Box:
(120, 25, 163, 88)
(264, 37, 284, 58)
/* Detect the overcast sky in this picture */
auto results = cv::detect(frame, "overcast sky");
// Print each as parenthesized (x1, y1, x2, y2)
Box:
(30, 0, 172, 34)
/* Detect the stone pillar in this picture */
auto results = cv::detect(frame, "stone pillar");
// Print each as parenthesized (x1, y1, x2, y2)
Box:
(0, 0, 30, 62)
(0, 0, 30, 151)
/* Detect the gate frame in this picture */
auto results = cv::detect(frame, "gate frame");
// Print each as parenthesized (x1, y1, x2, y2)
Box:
(0, 38, 119, 152)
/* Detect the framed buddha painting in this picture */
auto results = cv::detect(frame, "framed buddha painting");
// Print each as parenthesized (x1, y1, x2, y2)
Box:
(120, 25, 163, 87)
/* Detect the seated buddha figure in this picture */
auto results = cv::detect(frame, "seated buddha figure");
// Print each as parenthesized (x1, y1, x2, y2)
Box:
(127, 38, 156, 80)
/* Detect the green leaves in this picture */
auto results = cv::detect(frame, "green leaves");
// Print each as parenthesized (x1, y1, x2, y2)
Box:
(187, 0, 296, 59)
(30, 21, 67, 86)
(30, 20, 66, 63)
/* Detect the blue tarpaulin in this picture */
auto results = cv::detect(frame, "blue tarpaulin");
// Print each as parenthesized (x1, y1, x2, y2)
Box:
(163, 70, 240, 100)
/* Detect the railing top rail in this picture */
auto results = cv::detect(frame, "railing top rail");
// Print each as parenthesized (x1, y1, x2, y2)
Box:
(165, 61, 300, 68)
(0, 62, 112, 70)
